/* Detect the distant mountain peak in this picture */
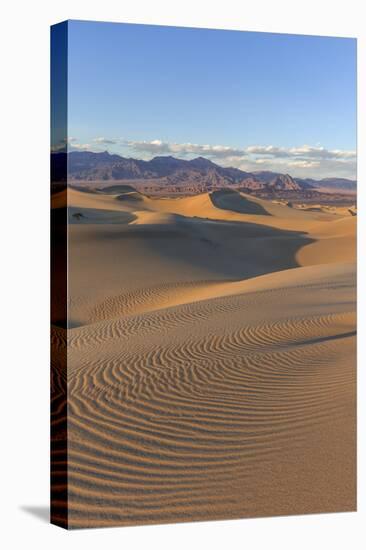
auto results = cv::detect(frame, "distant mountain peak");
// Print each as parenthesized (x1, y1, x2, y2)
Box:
(51, 150, 356, 195)
(265, 174, 301, 191)
(189, 157, 216, 167)
(151, 155, 177, 161)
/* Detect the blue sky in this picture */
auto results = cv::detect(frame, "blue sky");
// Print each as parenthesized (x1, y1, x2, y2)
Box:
(62, 20, 356, 179)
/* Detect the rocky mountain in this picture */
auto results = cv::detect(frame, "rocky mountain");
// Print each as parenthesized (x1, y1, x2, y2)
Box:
(51, 151, 356, 194)
(268, 174, 303, 191)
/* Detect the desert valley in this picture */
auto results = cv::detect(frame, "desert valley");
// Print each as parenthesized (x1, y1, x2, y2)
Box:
(51, 152, 356, 528)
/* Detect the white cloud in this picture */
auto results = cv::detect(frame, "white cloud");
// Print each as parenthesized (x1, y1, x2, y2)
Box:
(70, 143, 92, 150)
(246, 145, 286, 157)
(245, 144, 356, 162)
(287, 159, 321, 169)
(288, 145, 356, 160)
(93, 137, 119, 145)
(51, 136, 79, 152)
(124, 139, 246, 159)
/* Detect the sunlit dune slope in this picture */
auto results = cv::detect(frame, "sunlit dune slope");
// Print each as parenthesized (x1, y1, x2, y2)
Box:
(65, 186, 355, 326)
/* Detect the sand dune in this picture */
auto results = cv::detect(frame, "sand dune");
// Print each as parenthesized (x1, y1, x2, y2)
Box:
(298, 216, 356, 265)
(52, 186, 356, 527)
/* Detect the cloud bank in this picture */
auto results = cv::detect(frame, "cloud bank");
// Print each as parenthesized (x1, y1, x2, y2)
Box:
(126, 139, 356, 179)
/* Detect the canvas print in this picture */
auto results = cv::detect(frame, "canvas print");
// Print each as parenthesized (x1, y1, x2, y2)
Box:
(51, 20, 357, 529)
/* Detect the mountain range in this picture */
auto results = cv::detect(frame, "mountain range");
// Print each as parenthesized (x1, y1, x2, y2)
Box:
(51, 151, 357, 194)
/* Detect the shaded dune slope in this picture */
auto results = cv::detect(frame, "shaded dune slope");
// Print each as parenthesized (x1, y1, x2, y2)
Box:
(210, 189, 271, 216)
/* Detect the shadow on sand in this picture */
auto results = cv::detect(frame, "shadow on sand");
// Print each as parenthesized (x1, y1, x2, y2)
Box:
(210, 189, 271, 216)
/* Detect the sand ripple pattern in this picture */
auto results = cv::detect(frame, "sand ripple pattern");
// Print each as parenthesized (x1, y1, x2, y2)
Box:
(66, 269, 356, 528)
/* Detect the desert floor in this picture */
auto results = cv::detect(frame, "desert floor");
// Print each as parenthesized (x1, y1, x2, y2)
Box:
(52, 187, 356, 528)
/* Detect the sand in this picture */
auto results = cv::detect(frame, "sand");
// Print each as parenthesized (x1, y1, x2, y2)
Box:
(51, 186, 356, 528)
